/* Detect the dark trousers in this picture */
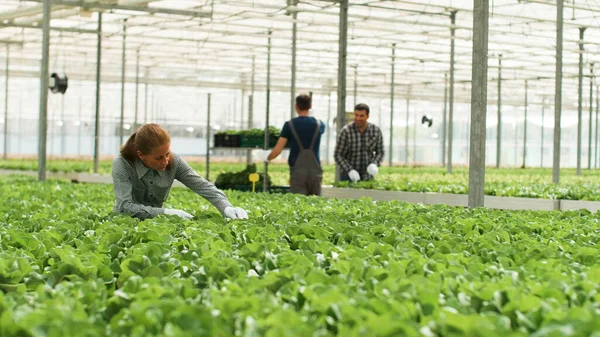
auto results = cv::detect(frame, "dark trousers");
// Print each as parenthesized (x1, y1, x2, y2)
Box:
(289, 166, 323, 196)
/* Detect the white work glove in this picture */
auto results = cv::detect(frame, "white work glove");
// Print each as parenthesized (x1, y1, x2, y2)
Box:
(367, 163, 379, 177)
(164, 208, 193, 220)
(263, 150, 271, 162)
(224, 206, 249, 220)
(348, 169, 360, 182)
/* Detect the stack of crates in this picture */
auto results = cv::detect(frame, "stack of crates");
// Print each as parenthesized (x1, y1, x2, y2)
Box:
(213, 134, 241, 147)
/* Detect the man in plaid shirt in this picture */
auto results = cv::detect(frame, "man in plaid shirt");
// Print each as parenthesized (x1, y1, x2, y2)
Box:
(334, 103, 384, 182)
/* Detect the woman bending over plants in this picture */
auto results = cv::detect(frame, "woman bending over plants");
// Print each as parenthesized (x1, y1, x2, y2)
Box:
(112, 123, 248, 220)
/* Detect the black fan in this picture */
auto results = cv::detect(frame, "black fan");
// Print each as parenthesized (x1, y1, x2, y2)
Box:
(49, 73, 68, 94)
(421, 115, 433, 127)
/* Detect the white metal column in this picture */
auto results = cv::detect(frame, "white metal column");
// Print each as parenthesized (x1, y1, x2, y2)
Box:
(263, 30, 272, 192)
(441, 72, 448, 166)
(134, 48, 140, 130)
(552, 0, 563, 184)
(447, 11, 457, 174)
(93, 12, 103, 174)
(290, 1, 297, 120)
(541, 99, 545, 167)
(205, 93, 211, 180)
(389, 44, 395, 167)
(496, 54, 502, 169)
(588, 63, 594, 169)
(119, 19, 127, 145)
(405, 93, 410, 165)
(468, 0, 489, 208)
(335, 0, 349, 182)
(326, 92, 332, 165)
(576, 27, 585, 175)
(247, 56, 255, 164)
(352, 65, 357, 107)
(3, 45, 9, 160)
(37, 0, 51, 181)
(523, 80, 528, 168)
(596, 86, 599, 168)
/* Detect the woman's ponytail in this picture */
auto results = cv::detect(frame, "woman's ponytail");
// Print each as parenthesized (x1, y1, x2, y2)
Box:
(120, 132, 138, 162)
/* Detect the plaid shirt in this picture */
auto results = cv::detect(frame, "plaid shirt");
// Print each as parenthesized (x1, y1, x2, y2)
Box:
(334, 123, 384, 180)
(112, 153, 232, 219)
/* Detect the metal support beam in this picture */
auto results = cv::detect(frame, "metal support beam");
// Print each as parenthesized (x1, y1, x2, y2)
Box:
(468, 0, 488, 208)
(378, 100, 382, 128)
(466, 118, 471, 163)
(233, 97, 237, 129)
(240, 89, 245, 128)
(0, 22, 96, 34)
(523, 80, 528, 168)
(413, 105, 417, 164)
(60, 93, 65, 155)
(93, 12, 102, 174)
(0, 4, 64, 22)
(389, 44, 395, 167)
(3, 45, 9, 160)
(48, 97, 53, 156)
(594, 85, 600, 168)
(326, 92, 332, 165)
(77, 96, 81, 155)
(205, 93, 211, 180)
(405, 92, 410, 165)
(335, 0, 348, 183)
(28, 0, 211, 18)
(17, 94, 21, 153)
(263, 30, 272, 192)
(150, 87, 154, 121)
(144, 68, 148, 124)
(37, 0, 51, 181)
(134, 48, 140, 130)
(442, 72, 448, 167)
(576, 27, 585, 176)
(119, 19, 127, 146)
(247, 56, 255, 165)
(588, 63, 594, 169)
(541, 99, 545, 167)
(553, 0, 563, 184)
(290, 5, 297, 120)
(249, 56, 255, 129)
(353, 65, 358, 107)
(447, 11, 456, 174)
(513, 111, 518, 166)
(496, 54, 502, 169)
(18, 7, 79, 26)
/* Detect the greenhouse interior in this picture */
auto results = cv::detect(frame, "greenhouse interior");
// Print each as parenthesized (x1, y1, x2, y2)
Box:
(2, 0, 600, 336)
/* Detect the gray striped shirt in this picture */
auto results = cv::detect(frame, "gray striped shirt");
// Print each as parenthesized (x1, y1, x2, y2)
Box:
(112, 154, 232, 219)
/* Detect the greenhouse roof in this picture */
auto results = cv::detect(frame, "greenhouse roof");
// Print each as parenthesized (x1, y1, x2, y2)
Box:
(1, 0, 600, 107)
